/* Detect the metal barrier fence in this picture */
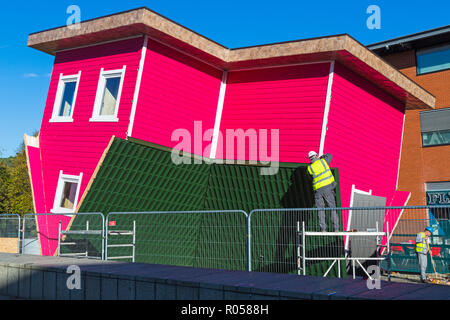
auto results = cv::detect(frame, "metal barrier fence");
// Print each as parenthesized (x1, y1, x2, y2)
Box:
(21, 213, 104, 258)
(0, 214, 21, 253)
(247, 206, 449, 277)
(105, 210, 249, 271)
(1, 205, 449, 279)
(248, 208, 346, 276)
(384, 217, 449, 275)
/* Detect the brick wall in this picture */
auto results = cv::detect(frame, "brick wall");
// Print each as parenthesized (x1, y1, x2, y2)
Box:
(382, 49, 450, 212)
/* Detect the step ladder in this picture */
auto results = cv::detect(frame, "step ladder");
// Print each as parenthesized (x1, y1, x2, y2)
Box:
(105, 220, 136, 262)
(57, 221, 102, 259)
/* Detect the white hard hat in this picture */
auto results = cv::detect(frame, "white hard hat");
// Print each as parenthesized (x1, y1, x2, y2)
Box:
(308, 151, 318, 160)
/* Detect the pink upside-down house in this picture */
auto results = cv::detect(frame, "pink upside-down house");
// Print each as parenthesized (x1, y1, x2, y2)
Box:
(24, 7, 435, 256)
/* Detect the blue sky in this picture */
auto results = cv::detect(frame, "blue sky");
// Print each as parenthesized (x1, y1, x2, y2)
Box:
(0, 0, 449, 157)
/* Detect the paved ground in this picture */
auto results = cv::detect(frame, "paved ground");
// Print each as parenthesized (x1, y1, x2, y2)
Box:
(381, 271, 449, 286)
(0, 294, 24, 300)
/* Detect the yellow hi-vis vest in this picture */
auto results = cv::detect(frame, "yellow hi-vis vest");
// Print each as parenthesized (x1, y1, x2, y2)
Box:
(307, 158, 335, 191)
(415, 232, 429, 254)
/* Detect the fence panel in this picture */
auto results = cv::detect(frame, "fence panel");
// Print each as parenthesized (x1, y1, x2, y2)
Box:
(387, 216, 449, 275)
(249, 208, 348, 277)
(105, 210, 248, 271)
(0, 214, 21, 253)
(22, 213, 105, 259)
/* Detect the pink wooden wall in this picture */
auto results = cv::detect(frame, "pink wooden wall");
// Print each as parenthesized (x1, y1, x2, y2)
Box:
(217, 63, 330, 161)
(218, 61, 408, 232)
(26, 146, 45, 214)
(131, 38, 223, 154)
(324, 62, 407, 231)
(35, 37, 144, 255)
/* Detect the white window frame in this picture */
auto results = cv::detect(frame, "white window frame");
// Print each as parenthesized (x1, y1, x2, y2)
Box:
(49, 71, 81, 123)
(90, 66, 126, 122)
(51, 171, 83, 214)
(347, 184, 373, 230)
(345, 185, 373, 253)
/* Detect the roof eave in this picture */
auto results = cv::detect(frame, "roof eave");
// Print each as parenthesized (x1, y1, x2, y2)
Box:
(27, 7, 435, 110)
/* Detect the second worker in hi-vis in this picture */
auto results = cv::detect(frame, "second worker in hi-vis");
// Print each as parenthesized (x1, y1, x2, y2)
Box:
(307, 151, 339, 232)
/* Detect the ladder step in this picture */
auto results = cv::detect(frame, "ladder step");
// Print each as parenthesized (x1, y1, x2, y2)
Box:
(108, 230, 134, 235)
(107, 244, 134, 248)
(107, 256, 133, 260)
(62, 230, 102, 235)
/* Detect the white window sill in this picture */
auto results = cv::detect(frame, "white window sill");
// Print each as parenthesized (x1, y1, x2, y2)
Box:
(89, 116, 119, 122)
(49, 117, 74, 123)
(50, 208, 76, 215)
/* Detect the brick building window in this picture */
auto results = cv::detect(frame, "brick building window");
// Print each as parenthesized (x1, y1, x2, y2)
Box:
(420, 107, 450, 147)
(416, 44, 450, 75)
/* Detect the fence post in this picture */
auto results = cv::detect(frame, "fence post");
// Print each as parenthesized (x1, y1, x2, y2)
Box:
(302, 221, 306, 276)
(387, 221, 391, 282)
(105, 213, 109, 261)
(21, 215, 26, 254)
(247, 212, 252, 272)
(17, 214, 21, 254)
(101, 213, 105, 260)
(57, 221, 61, 257)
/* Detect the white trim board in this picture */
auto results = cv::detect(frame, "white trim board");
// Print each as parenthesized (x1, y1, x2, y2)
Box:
(396, 113, 406, 190)
(319, 61, 335, 156)
(127, 35, 148, 137)
(387, 192, 411, 242)
(209, 71, 228, 159)
(24, 134, 39, 148)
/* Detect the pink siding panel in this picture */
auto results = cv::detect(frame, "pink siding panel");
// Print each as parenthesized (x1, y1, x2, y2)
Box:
(37, 37, 144, 255)
(385, 190, 411, 236)
(26, 146, 46, 214)
(217, 63, 330, 162)
(35, 215, 71, 256)
(325, 63, 405, 226)
(131, 39, 223, 154)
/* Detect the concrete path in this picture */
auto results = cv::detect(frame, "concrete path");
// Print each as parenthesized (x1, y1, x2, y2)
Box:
(0, 253, 448, 300)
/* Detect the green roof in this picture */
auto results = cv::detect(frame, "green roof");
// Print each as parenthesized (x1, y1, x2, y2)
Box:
(67, 137, 343, 276)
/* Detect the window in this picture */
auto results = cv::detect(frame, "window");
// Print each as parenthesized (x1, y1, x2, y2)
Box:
(51, 171, 83, 214)
(426, 182, 450, 221)
(50, 72, 81, 122)
(416, 44, 450, 75)
(420, 107, 450, 147)
(90, 66, 126, 122)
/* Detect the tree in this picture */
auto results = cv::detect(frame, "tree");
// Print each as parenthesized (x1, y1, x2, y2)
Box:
(0, 133, 37, 215)
(0, 160, 9, 213)
(4, 147, 33, 215)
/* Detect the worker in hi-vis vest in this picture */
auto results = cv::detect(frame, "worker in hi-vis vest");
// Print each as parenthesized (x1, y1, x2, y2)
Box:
(415, 226, 433, 283)
(307, 151, 339, 232)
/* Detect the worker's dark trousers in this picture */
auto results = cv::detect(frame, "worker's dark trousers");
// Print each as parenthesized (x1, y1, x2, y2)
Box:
(416, 253, 427, 280)
(314, 188, 339, 231)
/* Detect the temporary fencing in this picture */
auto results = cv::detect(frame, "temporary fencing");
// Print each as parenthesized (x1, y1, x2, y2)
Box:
(104, 210, 249, 271)
(21, 213, 104, 258)
(1, 205, 448, 279)
(0, 214, 21, 253)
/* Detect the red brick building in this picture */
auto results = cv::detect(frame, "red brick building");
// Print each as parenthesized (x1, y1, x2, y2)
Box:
(368, 26, 450, 220)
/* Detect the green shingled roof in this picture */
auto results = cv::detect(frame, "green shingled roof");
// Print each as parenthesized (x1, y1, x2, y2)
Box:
(68, 137, 343, 276)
